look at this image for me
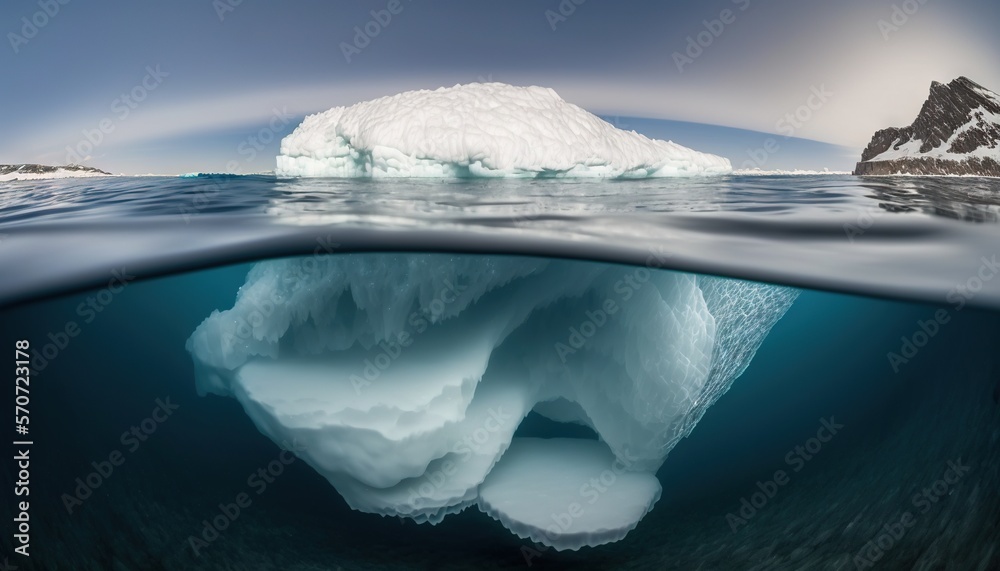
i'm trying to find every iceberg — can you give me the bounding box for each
[478,438,662,551]
[186,254,796,550]
[275,83,732,178]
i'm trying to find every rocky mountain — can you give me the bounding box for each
[0,163,112,181]
[854,77,1000,176]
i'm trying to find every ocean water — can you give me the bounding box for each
[1,174,999,570]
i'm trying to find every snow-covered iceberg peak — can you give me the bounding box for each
[186,254,796,551]
[276,83,732,178]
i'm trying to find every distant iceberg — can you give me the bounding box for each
[186,254,796,550]
[275,83,732,178]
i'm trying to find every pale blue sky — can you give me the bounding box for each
[2,0,997,173]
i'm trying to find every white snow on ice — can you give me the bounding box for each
[276,83,732,178]
[186,254,796,550]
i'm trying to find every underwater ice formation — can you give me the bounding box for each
[275,83,732,178]
[186,254,796,550]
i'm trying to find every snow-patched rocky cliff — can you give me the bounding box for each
[854,77,1000,176]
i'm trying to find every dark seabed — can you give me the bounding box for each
[1,174,998,570]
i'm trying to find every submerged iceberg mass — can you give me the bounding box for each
[275,83,732,178]
[186,254,796,550]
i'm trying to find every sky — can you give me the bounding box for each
[2,0,998,174]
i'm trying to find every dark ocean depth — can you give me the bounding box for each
[1,258,997,570]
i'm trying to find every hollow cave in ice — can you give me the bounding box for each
[186,254,797,550]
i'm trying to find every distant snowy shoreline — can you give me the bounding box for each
[0,171,117,182]
[732,168,852,176]
[0,164,116,182]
